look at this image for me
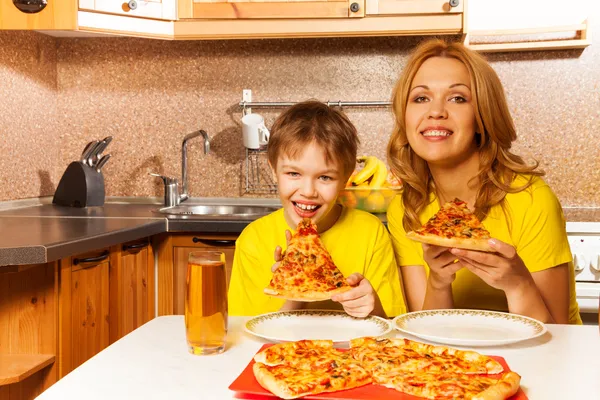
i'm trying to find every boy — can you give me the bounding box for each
[228,101,406,318]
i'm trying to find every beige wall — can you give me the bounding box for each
[0,28,599,205]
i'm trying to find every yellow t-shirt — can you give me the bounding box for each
[387,175,581,324]
[228,207,407,317]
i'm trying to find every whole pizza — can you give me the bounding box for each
[251,338,521,400]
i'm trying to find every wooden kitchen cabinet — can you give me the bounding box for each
[0,263,57,400]
[79,0,177,21]
[58,249,111,377]
[179,0,365,20]
[108,239,155,343]
[366,0,463,15]
[154,234,237,316]
[0,0,77,30]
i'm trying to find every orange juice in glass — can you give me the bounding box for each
[185,251,228,355]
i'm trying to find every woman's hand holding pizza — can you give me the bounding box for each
[331,273,379,318]
[422,243,464,289]
[450,238,534,294]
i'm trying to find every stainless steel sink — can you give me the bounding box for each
[155,204,280,219]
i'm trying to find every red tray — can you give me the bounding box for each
[229,344,527,400]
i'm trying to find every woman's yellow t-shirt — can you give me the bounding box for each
[228,207,407,317]
[386,175,581,324]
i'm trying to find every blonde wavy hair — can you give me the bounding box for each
[387,39,544,233]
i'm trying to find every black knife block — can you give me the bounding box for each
[52,162,105,207]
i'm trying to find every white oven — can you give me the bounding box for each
[567,222,600,322]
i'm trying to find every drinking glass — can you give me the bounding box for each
[185,251,228,355]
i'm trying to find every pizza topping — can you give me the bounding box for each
[406,198,495,252]
[265,218,351,300]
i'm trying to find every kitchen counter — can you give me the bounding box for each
[36,315,600,400]
[0,197,282,266]
[0,197,598,267]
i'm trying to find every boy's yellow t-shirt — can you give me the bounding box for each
[386,175,582,325]
[228,207,407,318]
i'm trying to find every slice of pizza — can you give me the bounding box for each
[406,198,494,252]
[350,337,503,377]
[264,218,352,301]
[253,340,372,399]
[253,360,372,399]
[379,370,521,400]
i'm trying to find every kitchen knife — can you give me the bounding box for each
[88,136,113,167]
[96,154,111,173]
[81,140,99,166]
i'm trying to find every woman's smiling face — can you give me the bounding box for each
[405,56,478,167]
[274,141,346,229]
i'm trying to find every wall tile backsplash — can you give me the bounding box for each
[0,26,598,205]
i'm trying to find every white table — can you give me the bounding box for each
[37,316,600,400]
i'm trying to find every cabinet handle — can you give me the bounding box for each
[73,250,110,266]
[192,238,236,247]
[122,242,148,251]
[449,0,460,7]
[127,0,138,10]
[350,2,360,12]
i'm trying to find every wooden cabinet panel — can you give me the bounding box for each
[184,0,364,19]
[59,249,111,377]
[0,0,77,29]
[79,0,177,20]
[366,0,463,15]
[154,234,237,316]
[0,263,57,398]
[70,260,110,370]
[109,240,155,343]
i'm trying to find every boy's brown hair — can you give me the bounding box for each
[267,100,359,178]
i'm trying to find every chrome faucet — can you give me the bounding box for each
[150,130,210,207]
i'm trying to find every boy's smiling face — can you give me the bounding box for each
[274,141,347,230]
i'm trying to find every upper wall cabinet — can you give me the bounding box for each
[464,0,591,52]
[79,0,177,21]
[174,0,464,39]
[178,0,365,20]
[0,0,77,29]
[1,0,465,39]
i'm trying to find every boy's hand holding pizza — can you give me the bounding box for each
[331,273,381,318]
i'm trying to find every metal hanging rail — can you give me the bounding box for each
[239,89,392,115]
[239,100,392,109]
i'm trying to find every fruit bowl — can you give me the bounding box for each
[337,186,401,214]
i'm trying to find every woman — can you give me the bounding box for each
[386,39,581,324]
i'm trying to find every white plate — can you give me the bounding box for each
[244,310,392,345]
[393,309,547,347]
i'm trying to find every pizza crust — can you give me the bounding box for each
[253,363,298,399]
[472,371,521,400]
[264,285,352,302]
[406,231,495,252]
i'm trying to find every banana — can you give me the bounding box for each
[351,156,379,185]
[369,159,388,188]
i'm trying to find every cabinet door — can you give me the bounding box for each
[109,240,155,343]
[79,0,177,20]
[366,0,462,15]
[172,236,236,315]
[0,0,77,29]
[69,253,110,371]
[184,0,365,19]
